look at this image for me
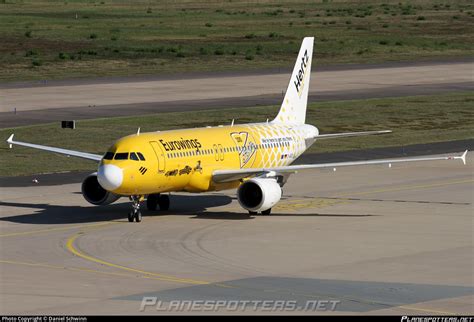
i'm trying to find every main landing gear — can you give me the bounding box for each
[248,208,272,216]
[146,193,170,211]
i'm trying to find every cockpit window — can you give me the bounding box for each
[130,152,139,161]
[137,152,145,161]
[114,153,129,160]
[103,152,114,160]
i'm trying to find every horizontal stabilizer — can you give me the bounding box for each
[316,130,392,139]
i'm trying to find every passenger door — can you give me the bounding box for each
[149,141,166,173]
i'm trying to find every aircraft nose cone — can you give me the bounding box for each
[97,164,123,191]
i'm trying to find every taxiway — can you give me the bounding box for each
[0,154,472,314]
[1,59,472,128]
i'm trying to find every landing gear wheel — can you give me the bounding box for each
[129,195,143,223]
[158,194,170,211]
[134,210,142,222]
[248,211,257,215]
[146,194,159,211]
[261,208,272,215]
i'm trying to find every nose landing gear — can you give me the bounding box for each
[128,195,143,222]
[128,194,171,222]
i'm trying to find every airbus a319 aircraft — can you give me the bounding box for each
[7,37,467,222]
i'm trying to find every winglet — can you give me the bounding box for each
[459,150,468,165]
[452,150,468,165]
[6,134,14,148]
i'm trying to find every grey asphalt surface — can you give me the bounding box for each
[1,82,472,129]
[2,57,473,89]
[0,153,472,314]
[1,59,472,128]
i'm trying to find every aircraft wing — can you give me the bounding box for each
[315,130,392,139]
[6,134,102,162]
[212,150,467,183]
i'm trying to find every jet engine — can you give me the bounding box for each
[237,178,282,212]
[81,173,120,205]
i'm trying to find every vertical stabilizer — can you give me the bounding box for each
[273,37,314,124]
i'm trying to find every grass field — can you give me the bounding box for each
[1,92,473,177]
[0,0,473,82]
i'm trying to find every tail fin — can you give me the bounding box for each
[273,37,314,125]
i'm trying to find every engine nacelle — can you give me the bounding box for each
[81,173,121,205]
[237,178,282,212]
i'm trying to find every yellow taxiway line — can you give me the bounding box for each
[66,233,210,286]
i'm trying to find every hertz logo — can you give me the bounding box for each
[293,49,309,95]
[139,167,147,175]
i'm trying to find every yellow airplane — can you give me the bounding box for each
[6,37,467,222]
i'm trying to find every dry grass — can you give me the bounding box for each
[0,0,472,82]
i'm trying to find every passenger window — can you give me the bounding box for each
[137,152,145,161]
[103,152,114,160]
[114,153,128,160]
[130,152,139,161]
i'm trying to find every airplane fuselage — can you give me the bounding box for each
[99,123,318,195]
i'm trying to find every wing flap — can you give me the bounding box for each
[6,134,102,162]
